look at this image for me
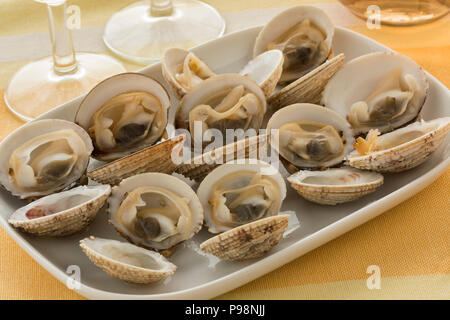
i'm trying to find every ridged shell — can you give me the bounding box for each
[0,119,93,199]
[346,117,450,173]
[322,52,429,134]
[239,50,284,98]
[268,53,344,110]
[108,172,203,250]
[200,214,290,261]
[80,236,176,284]
[8,185,110,236]
[88,134,185,185]
[175,134,269,182]
[287,168,383,205]
[75,73,170,161]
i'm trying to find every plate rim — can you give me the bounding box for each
[0,25,449,300]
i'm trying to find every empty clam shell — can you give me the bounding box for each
[288,167,383,205]
[0,119,93,199]
[322,52,429,135]
[75,73,170,161]
[88,134,185,185]
[162,48,216,99]
[200,214,290,261]
[80,236,176,284]
[347,117,450,172]
[239,49,284,98]
[8,185,110,236]
[197,160,286,234]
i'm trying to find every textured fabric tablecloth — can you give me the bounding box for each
[0,0,449,300]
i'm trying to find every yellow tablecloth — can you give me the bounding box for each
[0,0,449,300]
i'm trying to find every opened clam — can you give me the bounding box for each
[80,236,176,284]
[0,119,93,199]
[162,48,216,99]
[267,103,354,169]
[347,117,450,172]
[288,168,383,205]
[197,160,286,234]
[108,172,203,250]
[176,74,266,147]
[75,73,170,161]
[322,52,428,135]
[254,5,334,84]
[8,185,110,236]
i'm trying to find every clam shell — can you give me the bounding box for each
[322,52,429,134]
[75,73,170,161]
[162,48,215,99]
[200,214,290,261]
[346,117,450,173]
[80,236,176,284]
[88,134,185,185]
[266,103,354,168]
[8,185,110,236]
[175,73,266,129]
[267,53,345,110]
[108,172,203,250]
[254,5,334,83]
[175,134,269,182]
[197,160,287,233]
[288,168,383,205]
[239,50,284,98]
[0,119,93,199]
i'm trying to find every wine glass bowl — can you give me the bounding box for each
[103,0,226,64]
[5,0,126,121]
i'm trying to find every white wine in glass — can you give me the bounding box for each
[5,0,126,121]
[103,0,226,64]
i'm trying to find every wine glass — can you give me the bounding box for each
[103,0,226,64]
[5,0,126,121]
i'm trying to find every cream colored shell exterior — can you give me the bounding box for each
[88,135,185,185]
[346,117,450,173]
[268,53,344,110]
[8,185,110,236]
[200,214,290,261]
[80,237,176,284]
[288,168,383,205]
[175,134,268,182]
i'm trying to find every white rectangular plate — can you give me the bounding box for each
[0,26,449,300]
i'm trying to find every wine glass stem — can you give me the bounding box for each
[150,0,174,17]
[46,1,78,75]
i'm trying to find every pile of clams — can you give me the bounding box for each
[1,5,449,284]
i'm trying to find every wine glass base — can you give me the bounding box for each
[5,53,126,121]
[103,0,226,64]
